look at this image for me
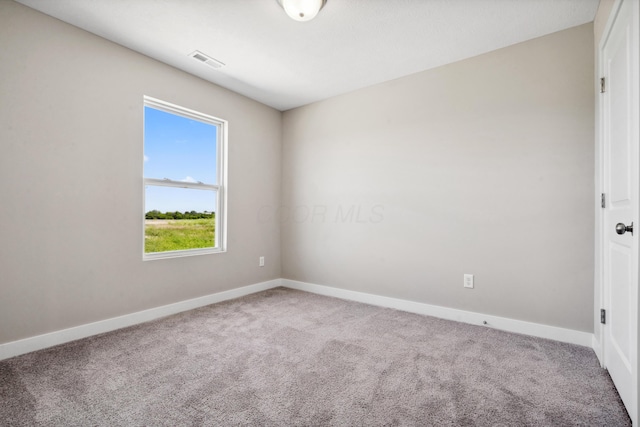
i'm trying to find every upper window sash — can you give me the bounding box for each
[143,95,226,187]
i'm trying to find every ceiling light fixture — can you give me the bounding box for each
[276,0,327,22]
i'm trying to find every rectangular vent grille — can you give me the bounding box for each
[189,51,225,69]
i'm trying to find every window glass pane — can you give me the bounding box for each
[144,186,217,253]
[144,106,217,184]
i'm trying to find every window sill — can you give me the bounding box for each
[143,247,226,261]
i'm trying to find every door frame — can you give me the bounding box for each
[595,0,640,424]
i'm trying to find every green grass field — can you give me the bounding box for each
[145,218,215,253]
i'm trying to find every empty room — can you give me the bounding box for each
[1,0,639,425]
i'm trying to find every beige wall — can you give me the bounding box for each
[0,0,598,345]
[282,24,595,332]
[0,1,282,344]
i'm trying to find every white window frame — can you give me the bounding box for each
[143,96,227,260]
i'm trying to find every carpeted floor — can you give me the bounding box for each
[0,287,631,426]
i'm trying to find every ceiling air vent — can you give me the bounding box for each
[189,51,225,70]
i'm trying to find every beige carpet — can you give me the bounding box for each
[0,287,631,426]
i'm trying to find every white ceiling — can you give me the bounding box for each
[16,0,599,111]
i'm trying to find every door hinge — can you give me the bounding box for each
[600,77,606,93]
[600,309,606,324]
[601,193,606,208]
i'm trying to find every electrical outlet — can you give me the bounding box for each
[259,256,265,267]
[464,274,474,289]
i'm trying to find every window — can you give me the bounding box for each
[143,96,226,259]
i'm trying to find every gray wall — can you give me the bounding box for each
[0,0,597,345]
[282,24,595,332]
[0,1,282,344]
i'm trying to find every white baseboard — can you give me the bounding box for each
[592,335,604,367]
[0,279,282,361]
[282,279,594,348]
[1,277,596,361]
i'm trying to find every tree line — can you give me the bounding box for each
[145,210,214,220]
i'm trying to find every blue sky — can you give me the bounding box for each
[144,106,218,213]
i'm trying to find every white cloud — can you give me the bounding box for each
[143,155,149,162]
[181,176,198,183]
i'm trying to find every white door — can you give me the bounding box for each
[601,0,639,423]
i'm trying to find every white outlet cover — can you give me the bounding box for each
[464,274,474,289]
